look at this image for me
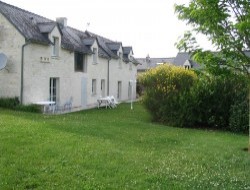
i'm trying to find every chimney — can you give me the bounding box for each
[56,17,67,28]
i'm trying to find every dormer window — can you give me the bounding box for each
[52,36,59,57]
[184,60,191,70]
[93,48,98,64]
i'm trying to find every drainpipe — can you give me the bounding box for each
[107,58,110,96]
[20,40,30,105]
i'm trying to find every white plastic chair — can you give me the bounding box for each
[64,96,73,112]
[109,96,118,108]
[54,101,63,113]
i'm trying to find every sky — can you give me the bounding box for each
[2,0,212,58]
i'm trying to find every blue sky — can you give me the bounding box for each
[2,0,212,58]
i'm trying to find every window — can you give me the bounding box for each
[50,78,59,102]
[93,48,98,64]
[52,37,59,57]
[117,81,122,99]
[119,52,122,68]
[101,79,105,97]
[75,52,87,72]
[92,79,97,95]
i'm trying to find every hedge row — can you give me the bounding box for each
[139,64,249,133]
[0,97,41,113]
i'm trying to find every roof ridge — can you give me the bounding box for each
[106,41,122,45]
[66,26,87,36]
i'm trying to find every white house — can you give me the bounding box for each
[0,1,139,111]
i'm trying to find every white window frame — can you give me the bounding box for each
[93,48,98,64]
[50,78,59,103]
[101,79,105,97]
[117,81,122,99]
[52,36,59,57]
[92,79,97,95]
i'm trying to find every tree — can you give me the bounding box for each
[175,0,250,151]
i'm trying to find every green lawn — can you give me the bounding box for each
[0,103,249,189]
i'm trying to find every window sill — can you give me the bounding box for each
[92,62,98,65]
[51,56,60,60]
[75,70,87,73]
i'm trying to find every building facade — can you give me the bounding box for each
[0,1,138,111]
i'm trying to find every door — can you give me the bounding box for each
[81,77,87,108]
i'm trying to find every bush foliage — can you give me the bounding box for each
[0,97,41,113]
[139,64,249,133]
[139,64,197,127]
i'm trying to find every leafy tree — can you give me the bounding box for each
[175,0,250,151]
[175,0,250,75]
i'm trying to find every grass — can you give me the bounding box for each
[0,103,249,189]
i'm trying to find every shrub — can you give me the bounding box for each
[0,97,41,113]
[0,97,19,109]
[16,104,41,113]
[192,72,249,132]
[228,74,249,133]
[229,100,249,133]
[140,65,249,133]
[139,64,197,127]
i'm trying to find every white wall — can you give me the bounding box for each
[86,40,108,107]
[109,55,137,102]
[0,13,24,98]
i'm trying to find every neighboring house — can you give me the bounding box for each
[0,1,139,111]
[137,55,175,73]
[137,52,199,73]
[172,52,200,69]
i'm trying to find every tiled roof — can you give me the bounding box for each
[106,42,122,51]
[173,52,199,68]
[86,31,119,59]
[86,32,139,64]
[0,1,137,62]
[82,37,95,46]
[129,56,140,65]
[0,1,91,54]
[137,57,175,70]
[0,1,51,44]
